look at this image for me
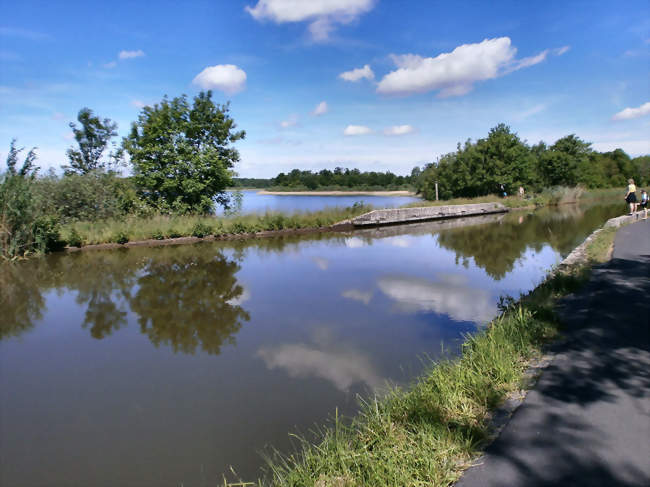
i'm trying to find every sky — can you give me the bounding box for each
[1,0,649,177]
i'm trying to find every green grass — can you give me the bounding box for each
[407,186,625,211]
[260,267,590,487]
[584,227,618,263]
[61,205,371,247]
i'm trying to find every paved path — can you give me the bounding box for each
[456,219,650,487]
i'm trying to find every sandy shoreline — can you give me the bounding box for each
[256,190,418,196]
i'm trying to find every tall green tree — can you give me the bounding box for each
[65,108,121,174]
[124,91,245,214]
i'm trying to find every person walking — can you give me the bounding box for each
[624,178,637,215]
[639,189,648,220]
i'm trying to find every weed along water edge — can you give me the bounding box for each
[0,203,625,486]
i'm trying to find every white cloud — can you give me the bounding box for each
[245,0,375,41]
[612,102,650,121]
[339,64,374,82]
[312,100,328,116]
[342,289,373,305]
[345,236,368,247]
[344,124,372,135]
[280,113,299,128]
[103,61,117,69]
[131,100,145,108]
[514,103,547,121]
[383,124,415,136]
[554,45,570,56]
[377,37,558,98]
[227,287,251,306]
[118,49,145,60]
[312,256,329,270]
[192,64,247,94]
[257,341,383,391]
[51,112,65,120]
[377,273,496,324]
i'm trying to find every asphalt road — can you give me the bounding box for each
[456,219,650,487]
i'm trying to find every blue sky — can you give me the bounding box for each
[1,0,648,177]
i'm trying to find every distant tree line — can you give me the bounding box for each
[416,124,649,200]
[268,168,416,190]
[231,177,274,188]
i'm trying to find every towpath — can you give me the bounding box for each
[456,219,650,487]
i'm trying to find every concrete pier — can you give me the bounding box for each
[349,202,509,227]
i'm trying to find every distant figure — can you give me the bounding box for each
[639,189,648,220]
[500,184,507,198]
[518,186,525,198]
[625,178,637,215]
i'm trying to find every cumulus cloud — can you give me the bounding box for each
[612,101,650,121]
[377,273,496,324]
[131,99,145,108]
[246,0,375,41]
[383,125,415,136]
[312,100,328,116]
[377,37,562,98]
[192,64,247,94]
[103,61,117,69]
[344,124,372,136]
[118,49,145,60]
[339,64,374,82]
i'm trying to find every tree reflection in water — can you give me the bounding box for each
[436,203,624,280]
[132,253,250,355]
[0,246,251,356]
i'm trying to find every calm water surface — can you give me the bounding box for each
[219,189,421,214]
[0,203,624,486]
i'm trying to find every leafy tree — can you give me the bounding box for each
[65,108,121,174]
[124,91,245,214]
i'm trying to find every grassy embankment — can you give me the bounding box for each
[62,204,371,247]
[404,186,624,210]
[250,222,620,487]
[61,186,624,249]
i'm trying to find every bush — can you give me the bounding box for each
[151,229,165,240]
[67,227,83,248]
[167,229,182,239]
[191,222,213,238]
[112,231,129,244]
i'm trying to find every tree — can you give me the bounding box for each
[65,108,121,174]
[124,91,245,214]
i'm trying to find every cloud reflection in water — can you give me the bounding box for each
[378,273,496,324]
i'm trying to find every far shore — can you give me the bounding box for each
[256,190,418,197]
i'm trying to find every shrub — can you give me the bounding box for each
[167,229,182,239]
[112,231,129,244]
[67,227,83,248]
[191,222,213,238]
[151,229,165,240]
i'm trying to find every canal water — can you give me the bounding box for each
[0,203,624,486]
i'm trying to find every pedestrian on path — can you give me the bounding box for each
[639,189,648,220]
[625,178,637,215]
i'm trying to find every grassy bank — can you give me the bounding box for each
[405,186,624,211]
[61,204,370,247]
[257,266,590,487]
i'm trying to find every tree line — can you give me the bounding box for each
[415,124,649,200]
